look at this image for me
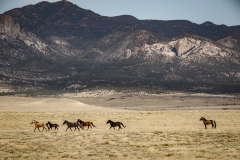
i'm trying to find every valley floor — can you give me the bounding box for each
[0,91,240,159]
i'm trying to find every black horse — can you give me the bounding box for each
[106,120,126,130]
[46,121,59,131]
[199,117,216,129]
[63,120,82,131]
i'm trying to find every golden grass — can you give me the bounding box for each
[0,110,240,160]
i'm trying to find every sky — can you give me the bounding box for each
[0,0,240,26]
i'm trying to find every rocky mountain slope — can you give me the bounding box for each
[0,0,240,93]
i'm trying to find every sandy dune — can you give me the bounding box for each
[0,92,240,159]
[0,96,120,112]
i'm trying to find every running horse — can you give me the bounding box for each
[31,120,48,132]
[106,120,126,130]
[77,119,96,130]
[63,120,82,131]
[199,117,216,129]
[46,121,59,131]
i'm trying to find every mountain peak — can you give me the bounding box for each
[200,21,216,27]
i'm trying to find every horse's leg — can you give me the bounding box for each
[118,126,122,130]
[34,127,36,132]
[204,124,207,129]
[70,127,73,131]
[38,127,41,132]
[66,127,68,132]
[109,126,112,130]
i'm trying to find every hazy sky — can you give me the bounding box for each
[0,0,240,26]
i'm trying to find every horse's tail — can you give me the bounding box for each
[121,123,126,128]
[214,121,216,129]
[91,122,96,127]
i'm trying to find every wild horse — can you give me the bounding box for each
[31,120,48,132]
[77,119,96,130]
[46,121,59,131]
[199,117,216,129]
[106,120,126,130]
[63,120,82,131]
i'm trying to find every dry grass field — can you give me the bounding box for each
[0,91,240,160]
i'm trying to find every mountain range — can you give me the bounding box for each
[0,0,240,94]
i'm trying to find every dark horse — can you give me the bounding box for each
[46,121,59,131]
[77,119,96,130]
[63,120,82,131]
[106,120,126,130]
[199,117,216,129]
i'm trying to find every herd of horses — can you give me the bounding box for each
[31,117,216,132]
[31,119,126,132]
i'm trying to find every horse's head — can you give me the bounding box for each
[199,117,206,121]
[63,120,67,125]
[31,120,38,124]
[77,119,83,123]
[106,120,111,124]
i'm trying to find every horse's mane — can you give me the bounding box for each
[77,119,84,123]
[201,117,207,121]
[33,120,39,123]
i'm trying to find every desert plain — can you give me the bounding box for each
[0,90,240,159]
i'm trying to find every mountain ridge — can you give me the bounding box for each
[0,0,240,93]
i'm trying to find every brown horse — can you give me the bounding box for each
[199,117,216,129]
[31,120,47,132]
[106,120,126,130]
[46,121,59,131]
[77,119,96,130]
